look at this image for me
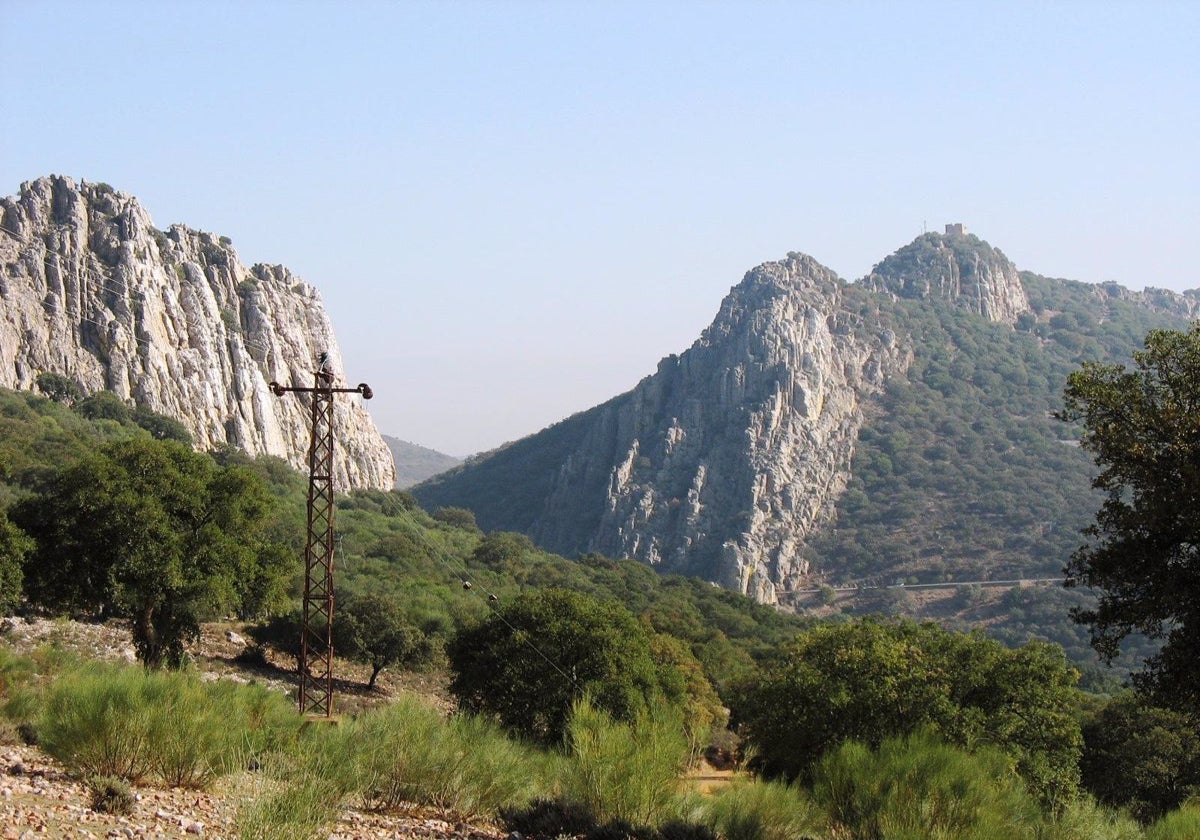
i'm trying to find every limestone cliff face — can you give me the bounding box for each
[1092,280,1200,320]
[418,253,911,602]
[0,176,395,490]
[864,232,1029,324]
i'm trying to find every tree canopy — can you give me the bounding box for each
[1080,692,1200,823]
[13,437,292,667]
[334,592,435,687]
[1060,323,1200,711]
[0,512,31,614]
[447,588,667,744]
[733,619,1082,806]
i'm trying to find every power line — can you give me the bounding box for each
[4,212,586,695]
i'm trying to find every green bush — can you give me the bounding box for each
[39,665,298,787]
[87,774,134,815]
[40,666,156,781]
[236,724,356,840]
[351,694,544,819]
[560,699,690,829]
[703,779,825,840]
[809,732,1039,840]
[236,775,343,840]
[1036,797,1143,840]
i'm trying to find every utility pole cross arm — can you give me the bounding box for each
[268,359,374,717]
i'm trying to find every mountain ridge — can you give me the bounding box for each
[416,231,1197,602]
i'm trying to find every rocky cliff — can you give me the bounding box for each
[0,176,395,490]
[414,229,1198,604]
[418,253,911,602]
[864,232,1029,324]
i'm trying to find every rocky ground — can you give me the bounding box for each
[0,617,505,840]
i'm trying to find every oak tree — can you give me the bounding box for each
[13,438,291,667]
[447,588,663,744]
[1060,324,1200,711]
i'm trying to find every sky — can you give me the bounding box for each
[2,1,1197,456]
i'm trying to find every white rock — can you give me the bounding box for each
[0,176,396,491]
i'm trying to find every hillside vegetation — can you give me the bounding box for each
[3,382,1200,837]
[812,271,1190,585]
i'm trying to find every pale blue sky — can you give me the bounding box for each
[2,1,1196,455]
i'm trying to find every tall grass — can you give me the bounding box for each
[236,725,355,840]
[0,643,80,729]
[349,693,546,819]
[703,780,826,840]
[38,664,299,787]
[1035,797,1143,840]
[1145,803,1200,840]
[560,698,691,828]
[809,731,1040,840]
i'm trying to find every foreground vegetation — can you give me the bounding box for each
[0,646,1197,840]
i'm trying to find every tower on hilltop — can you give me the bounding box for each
[944,223,967,236]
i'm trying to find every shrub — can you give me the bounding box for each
[236,775,343,840]
[703,779,825,840]
[809,732,1039,840]
[1036,797,1143,840]
[39,665,299,787]
[351,694,543,819]
[40,666,155,781]
[561,699,690,829]
[87,775,134,815]
[237,721,360,840]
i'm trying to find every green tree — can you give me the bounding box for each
[132,406,193,445]
[432,506,478,531]
[34,372,83,405]
[13,438,292,667]
[648,633,726,758]
[75,390,132,423]
[471,531,534,571]
[1080,692,1200,822]
[1059,324,1200,711]
[733,619,1082,806]
[0,512,32,613]
[447,588,664,744]
[335,593,435,688]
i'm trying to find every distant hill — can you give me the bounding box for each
[415,229,1200,604]
[384,435,462,488]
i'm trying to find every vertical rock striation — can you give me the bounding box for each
[863,231,1029,324]
[418,253,911,602]
[0,176,395,490]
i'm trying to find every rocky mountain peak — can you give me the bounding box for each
[417,250,912,603]
[863,231,1030,324]
[0,175,396,490]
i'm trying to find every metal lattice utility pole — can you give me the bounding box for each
[270,355,373,716]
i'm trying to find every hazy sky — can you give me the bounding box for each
[2,1,1196,455]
